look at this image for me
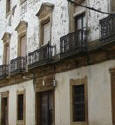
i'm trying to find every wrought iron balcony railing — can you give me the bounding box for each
[0,65,8,79]
[10,57,26,75]
[100,15,115,41]
[27,42,56,69]
[60,29,87,59]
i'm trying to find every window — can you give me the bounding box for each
[1,92,9,125]
[4,43,10,64]
[36,2,54,47]
[17,94,24,120]
[73,85,85,122]
[111,70,115,124]
[19,35,27,57]
[75,13,86,31]
[41,19,51,45]
[15,21,27,57]
[6,0,11,15]
[2,32,11,65]
[74,13,86,43]
[70,77,88,125]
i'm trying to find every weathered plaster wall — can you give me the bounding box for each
[0,0,69,62]
[0,60,114,125]
[55,60,115,125]
[0,80,35,125]
[0,0,112,63]
[87,0,110,41]
[74,0,111,41]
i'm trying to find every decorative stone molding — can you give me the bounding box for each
[36,2,54,19]
[2,32,11,42]
[15,21,28,35]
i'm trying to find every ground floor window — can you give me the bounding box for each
[111,70,115,124]
[17,90,25,125]
[73,84,85,122]
[1,91,9,125]
[70,77,88,124]
[17,94,24,120]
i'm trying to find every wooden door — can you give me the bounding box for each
[20,35,26,57]
[1,97,8,125]
[36,91,54,125]
[111,73,115,125]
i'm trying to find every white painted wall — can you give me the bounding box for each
[55,60,115,125]
[0,60,114,125]
[0,80,35,125]
[0,0,69,63]
[0,0,112,64]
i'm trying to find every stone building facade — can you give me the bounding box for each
[0,0,115,125]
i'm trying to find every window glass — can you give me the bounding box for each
[73,84,85,122]
[17,94,24,120]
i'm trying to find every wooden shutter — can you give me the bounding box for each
[20,35,26,57]
[111,72,115,124]
[43,22,50,45]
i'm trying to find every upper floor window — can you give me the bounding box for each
[75,13,86,31]
[15,21,28,57]
[6,0,11,15]
[2,32,11,65]
[41,18,51,45]
[36,2,54,47]
[19,34,26,57]
[4,43,10,65]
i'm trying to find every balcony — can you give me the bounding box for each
[100,15,115,42]
[28,42,56,69]
[0,65,8,79]
[60,29,87,59]
[10,57,26,75]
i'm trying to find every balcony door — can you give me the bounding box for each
[1,96,8,125]
[36,91,54,125]
[43,21,51,45]
[20,35,26,57]
[75,13,86,46]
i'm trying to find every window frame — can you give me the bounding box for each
[70,76,88,125]
[15,21,28,57]
[1,91,9,125]
[2,33,11,65]
[40,16,51,46]
[3,42,10,65]
[74,13,85,31]
[16,90,26,125]
[18,33,27,57]
[110,68,115,124]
